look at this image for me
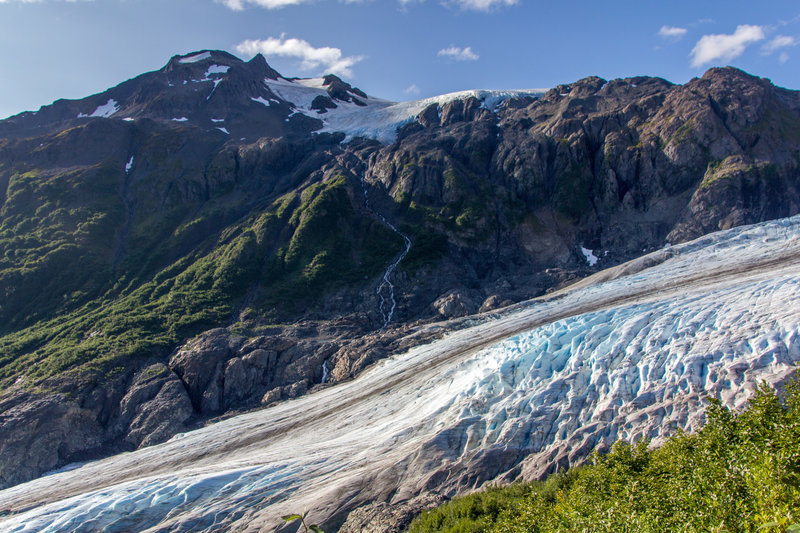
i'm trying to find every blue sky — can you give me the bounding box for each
[1,0,799,119]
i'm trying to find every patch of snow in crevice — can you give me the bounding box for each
[171,117,188,122]
[216,127,229,134]
[581,246,599,266]
[210,118,225,123]
[251,96,271,107]
[179,52,211,64]
[125,156,133,174]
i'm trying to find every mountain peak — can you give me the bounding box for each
[165,50,242,71]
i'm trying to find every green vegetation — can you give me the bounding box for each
[669,118,696,145]
[282,511,324,533]
[0,164,124,332]
[0,171,403,388]
[409,378,800,532]
[260,175,403,310]
[700,157,778,190]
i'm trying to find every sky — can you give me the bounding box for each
[1,0,799,119]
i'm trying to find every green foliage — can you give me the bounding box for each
[670,118,696,145]
[409,378,800,533]
[282,510,324,533]
[0,165,123,332]
[260,175,403,311]
[700,157,778,191]
[0,174,401,387]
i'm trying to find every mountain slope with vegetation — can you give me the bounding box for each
[0,51,799,489]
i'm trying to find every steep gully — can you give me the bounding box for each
[359,174,412,329]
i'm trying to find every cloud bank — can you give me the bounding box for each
[235,36,363,77]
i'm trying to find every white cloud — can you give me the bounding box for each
[780,52,790,63]
[438,46,479,61]
[218,0,366,9]
[445,0,518,10]
[404,84,420,95]
[218,0,310,8]
[399,0,516,10]
[0,0,94,3]
[762,35,796,54]
[690,25,766,68]
[235,36,364,77]
[658,25,687,40]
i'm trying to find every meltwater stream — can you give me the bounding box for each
[2,217,800,532]
[359,175,412,328]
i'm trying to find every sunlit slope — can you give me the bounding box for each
[1,216,799,532]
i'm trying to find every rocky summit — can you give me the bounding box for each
[0,50,799,527]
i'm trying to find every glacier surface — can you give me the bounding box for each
[1,216,799,531]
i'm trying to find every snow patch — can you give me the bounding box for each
[210,118,225,123]
[171,117,188,122]
[125,156,133,174]
[179,52,211,64]
[87,99,119,118]
[251,96,271,107]
[293,78,327,89]
[581,246,599,266]
[204,65,229,77]
[216,127,229,134]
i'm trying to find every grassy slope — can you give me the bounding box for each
[409,379,800,533]
[0,172,403,389]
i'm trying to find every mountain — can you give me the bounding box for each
[0,49,799,498]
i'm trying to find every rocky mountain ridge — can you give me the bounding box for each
[0,51,799,490]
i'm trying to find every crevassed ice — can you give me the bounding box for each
[1,216,799,532]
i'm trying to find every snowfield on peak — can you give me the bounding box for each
[265,76,545,143]
[1,216,799,532]
[179,52,212,64]
[314,89,546,143]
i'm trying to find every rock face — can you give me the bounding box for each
[0,52,799,489]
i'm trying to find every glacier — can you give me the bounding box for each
[264,75,545,143]
[1,216,799,531]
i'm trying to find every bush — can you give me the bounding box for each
[409,377,800,533]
